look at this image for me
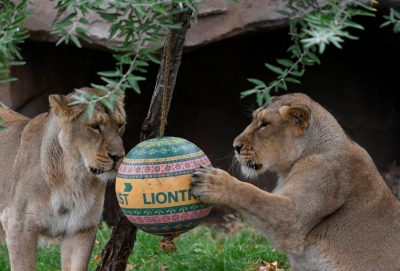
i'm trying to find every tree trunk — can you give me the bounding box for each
[96,9,192,271]
[140,10,192,140]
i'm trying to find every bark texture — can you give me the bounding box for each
[140,10,192,140]
[96,9,192,271]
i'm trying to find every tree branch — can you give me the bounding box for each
[96,8,192,271]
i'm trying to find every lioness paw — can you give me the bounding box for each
[190,166,235,204]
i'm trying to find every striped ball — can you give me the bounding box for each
[116,137,213,236]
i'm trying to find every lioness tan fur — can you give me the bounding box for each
[191,93,400,271]
[0,88,126,271]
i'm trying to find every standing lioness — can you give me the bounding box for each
[0,88,126,271]
[191,93,400,270]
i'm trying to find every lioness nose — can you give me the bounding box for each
[234,144,243,154]
[109,153,124,162]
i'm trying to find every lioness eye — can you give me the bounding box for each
[90,124,101,131]
[260,122,269,128]
[118,123,124,129]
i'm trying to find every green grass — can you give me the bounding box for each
[0,220,288,271]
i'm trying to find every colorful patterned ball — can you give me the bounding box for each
[116,136,213,236]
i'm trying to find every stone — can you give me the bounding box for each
[20,0,290,50]
[14,0,400,50]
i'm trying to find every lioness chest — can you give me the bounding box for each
[40,180,106,238]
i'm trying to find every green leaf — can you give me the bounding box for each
[346,8,375,17]
[380,21,392,28]
[97,70,122,77]
[68,100,83,106]
[135,60,149,67]
[291,69,305,77]
[76,27,92,43]
[276,82,287,90]
[108,24,121,40]
[131,76,146,81]
[329,37,343,49]
[128,75,141,94]
[343,20,364,30]
[247,78,266,87]
[86,103,95,119]
[394,23,400,33]
[318,42,326,54]
[263,91,271,105]
[53,13,76,27]
[354,1,377,12]
[285,77,301,84]
[100,77,117,85]
[11,15,30,26]
[100,98,114,111]
[55,36,68,46]
[70,35,82,48]
[50,29,67,35]
[5,61,25,66]
[0,126,7,131]
[306,52,320,64]
[256,92,264,106]
[78,18,91,25]
[240,89,257,98]
[53,20,73,28]
[145,53,161,64]
[99,12,119,22]
[265,63,284,75]
[393,8,400,19]
[0,77,18,83]
[276,10,292,17]
[90,83,109,93]
[0,67,8,73]
[277,59,294,68]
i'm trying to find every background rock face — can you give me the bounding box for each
[22,0,289,49]
[2,5,400,223]
[18,0,400,50]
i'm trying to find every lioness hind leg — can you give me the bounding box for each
[61,226,97,271]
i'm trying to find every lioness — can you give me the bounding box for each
[0,88,126,271]
[191,93,400,270]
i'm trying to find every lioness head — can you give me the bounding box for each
[49,87,126,182]
[234,93,315,177]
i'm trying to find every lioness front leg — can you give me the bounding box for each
[61,226,97,271]
[191,166,289,211]
[190,166,241,205]
[5,216,39,271]
[191,167,306,254]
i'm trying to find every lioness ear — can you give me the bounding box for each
[49,94,78,118]
[279,104,311,136]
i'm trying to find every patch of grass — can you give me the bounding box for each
[0,219,288,271]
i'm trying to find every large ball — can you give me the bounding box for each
[116,136,213,236]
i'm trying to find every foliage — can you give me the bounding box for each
[49,0,211,117]
[0,0,30,84]
[241,0,378,106]
[380,7,400,33]
[0,0,398,109]
[0,220,288,271]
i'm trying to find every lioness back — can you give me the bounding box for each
[0,105,30,210]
